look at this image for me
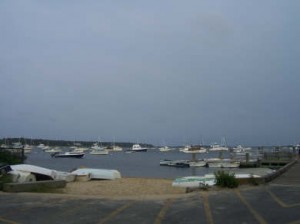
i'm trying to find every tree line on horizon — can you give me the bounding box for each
[0,138,153,148]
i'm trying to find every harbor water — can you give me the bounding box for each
[25,147,261,179]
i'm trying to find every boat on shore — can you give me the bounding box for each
[172,173,261,188]
[51,151,85,158]
[10,164,76,182]
[71,168,121,180]
[172,175,216,188]
[10,164,57,180]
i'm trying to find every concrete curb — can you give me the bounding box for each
[262,159,298,183]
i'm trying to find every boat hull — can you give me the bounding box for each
[52,152,84,158]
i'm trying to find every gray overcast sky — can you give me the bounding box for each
[0,1,299,146]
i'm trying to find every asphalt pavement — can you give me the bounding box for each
[0,161,299,224]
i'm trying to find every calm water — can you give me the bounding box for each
[25,147,252,179]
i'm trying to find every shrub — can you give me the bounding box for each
[214,170,239,188]
[0,150,25,164]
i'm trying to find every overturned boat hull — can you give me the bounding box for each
[71,168,121,180]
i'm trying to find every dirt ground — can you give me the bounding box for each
[60,177,186,199]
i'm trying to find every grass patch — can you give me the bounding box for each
[214,171,239,188]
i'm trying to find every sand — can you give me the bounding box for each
[60,178,186,199]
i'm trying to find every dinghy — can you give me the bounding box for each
[172,175,216,188]
[71,168,121,180]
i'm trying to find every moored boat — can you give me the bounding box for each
[51,151,85,158]
[131,144,148,152]
[207,161,240,168]
[159,159,190,168]
[180,145,207,154]
[159,146,172,152]
[189,160,207,167]
[90,149,109,155]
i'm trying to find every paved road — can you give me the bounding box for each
[0,161,299,224]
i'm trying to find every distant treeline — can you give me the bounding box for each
[0,138,153,148]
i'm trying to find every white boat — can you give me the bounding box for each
[172,175,216,188]
[0,143,9,149]
[232,145,251,152]
[45,147,62,153]
[159,159,190,167]
[180,145,207,153]
[73,147,90,152]
[12,142,23,149]
[0,138,9,149]
[179,145,191,152]
[23,144,33,150]
[106,145,123,152]
[71,168,121,180]
[37,144,51,150]
[90,142,105,150]
[159,159,173,166]
[11,164,57,180]
[207,161,240,168]
[131,144,147,152]
[8,170,36,183]
[55,171,76,182]
[51,151,85,158]
[172,173,261,188]
[189,160,207,167]
[209,143,229,151]
[90,149,109,155]
[159,146,172,152]
[209,138,229,151]
[11,164,76,182]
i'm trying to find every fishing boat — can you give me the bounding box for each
[51,151,85,158]
[131,144,148,152]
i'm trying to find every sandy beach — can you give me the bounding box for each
[60,178,186,199]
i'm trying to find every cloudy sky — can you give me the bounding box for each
[1,1,299,146]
